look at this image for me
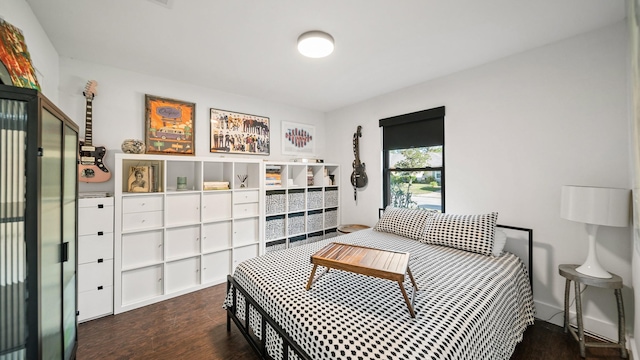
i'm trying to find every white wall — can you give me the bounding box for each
[326,21,632,340]
[55,58,326,193]
[0,0,59,101]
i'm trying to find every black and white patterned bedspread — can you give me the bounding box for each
[226,229,535,360]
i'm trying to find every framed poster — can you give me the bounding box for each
[282,121,315,156]
[145,95,195,155]
[210,108,270,155]
[0,19,40,89]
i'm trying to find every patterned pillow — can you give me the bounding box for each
[492,228,507,257]
[422,212,498,256]
[373,206,437,240]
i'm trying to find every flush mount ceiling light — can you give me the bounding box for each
[297,31,334,58]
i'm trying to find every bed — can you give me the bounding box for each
[224,210,535,360]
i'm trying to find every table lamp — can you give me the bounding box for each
[560,185,630,278]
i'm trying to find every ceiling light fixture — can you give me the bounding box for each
[297,31,334,58]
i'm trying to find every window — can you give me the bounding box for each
[380,107,445,211]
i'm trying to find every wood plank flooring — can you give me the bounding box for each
[77,283,625,360]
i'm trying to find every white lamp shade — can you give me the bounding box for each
[560,185,630,227]
[297,31,334,58]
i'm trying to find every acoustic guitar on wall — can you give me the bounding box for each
[78,80,111,182]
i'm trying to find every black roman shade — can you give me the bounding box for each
[379,106,445,150]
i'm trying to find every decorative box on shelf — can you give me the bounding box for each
[266,190,286,214]
[288,190,305,212]
[203,181,229,190]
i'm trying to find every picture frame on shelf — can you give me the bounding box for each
[210,108,270,155]
[282,121,315,156]
[127,166,151,193]
[145,94,195,155]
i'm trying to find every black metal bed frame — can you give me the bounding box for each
[226,224,533,360]
[226,275,313,360]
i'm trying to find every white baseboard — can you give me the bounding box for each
[630,336,637,360]
[534,299,624,343]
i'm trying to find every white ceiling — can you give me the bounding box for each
[25,0,626,112]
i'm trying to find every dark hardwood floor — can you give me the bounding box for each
[77,284,625,360]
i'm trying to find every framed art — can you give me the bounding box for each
[282,121,315,156]
[210,108,270,155]
[0,19,40,89]
[127,165,151,193]
[145,95,195,155]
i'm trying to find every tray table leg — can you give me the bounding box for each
[306,265,318,290]
[407,267,419,291]
[398,281,416,318]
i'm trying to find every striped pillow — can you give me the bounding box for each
[422,212,498,256]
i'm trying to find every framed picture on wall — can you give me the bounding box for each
[282,121,315,156]
[145,94,195,155]
[210,108,270,155]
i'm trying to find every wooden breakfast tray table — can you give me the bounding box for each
[306,242,419,317]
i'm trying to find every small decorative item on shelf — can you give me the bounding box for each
[203,181,229,190]
[237,174,248,188]
[121,139,145,154]
[177,176,187,190]
[307,168,314,186]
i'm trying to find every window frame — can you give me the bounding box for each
[380,107,445,211]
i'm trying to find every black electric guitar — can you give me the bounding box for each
[350,125,368,200]
[78,80,111,182]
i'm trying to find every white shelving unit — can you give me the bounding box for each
[77,196,114,322]
[114,154,263,314]
[264,162,340,253]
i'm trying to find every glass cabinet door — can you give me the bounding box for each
[40,108,63,358]
[0,98,28,358]
[62,124,78,359]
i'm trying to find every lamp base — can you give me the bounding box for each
[575,263,612,279]
[575,223,612,279]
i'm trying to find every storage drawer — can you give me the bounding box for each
[166,225,200,261]
[79,197,114,209]
[166,193,200,226]
[78,199,114,236]
[233,217,258,247]
[78,285,113,322]
[233,203,259,217]
[78,233,114,264]
[78,260,114,293]
[234,190,259,204]
[122,230,164,269]
[122,265,163,306]
[122,210,163,231]
[123,195,163,214]
[202,192,232,222]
